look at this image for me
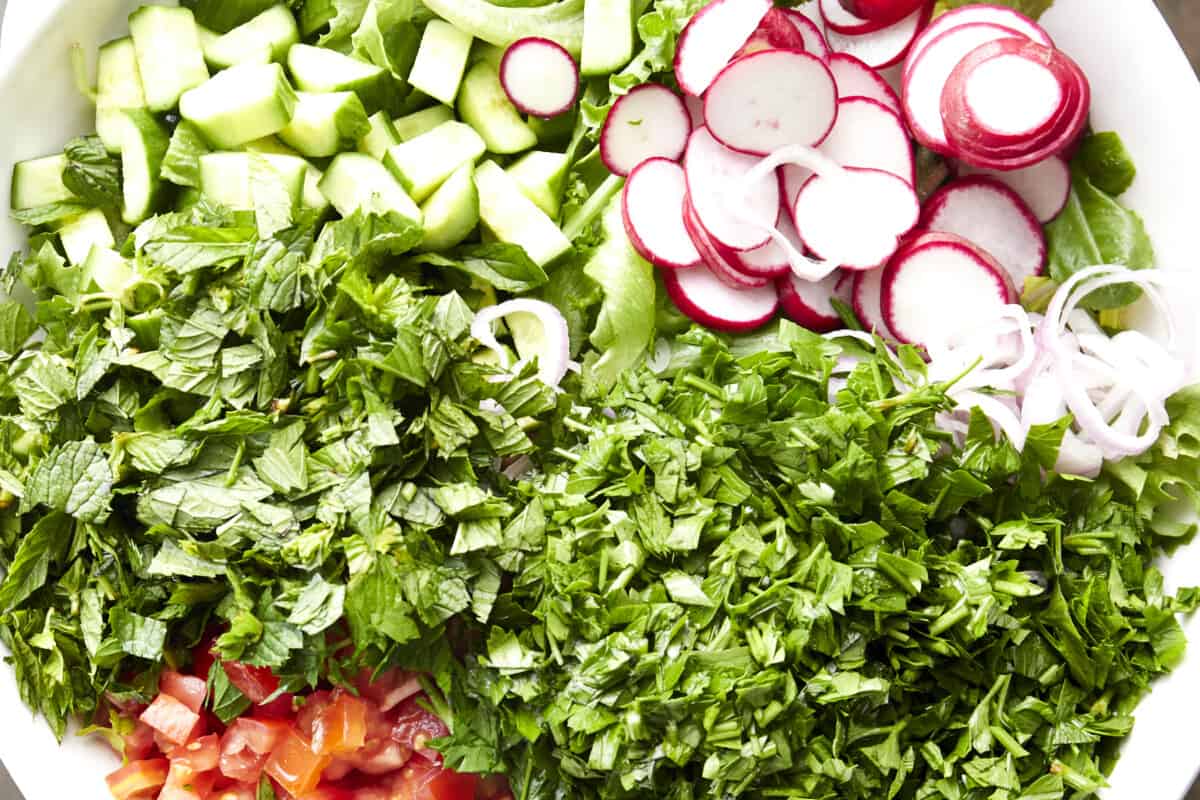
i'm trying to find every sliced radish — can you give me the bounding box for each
[684,94,705,129]
[674,0,773,96]
[901,22,1025,154]
[684,127,781,251]
[778,269,851,332]
[820,0,889,35]
[622,158,701,270]
[783,8,831,61]
[882,235,1013,347]
[958,155,1070,223]
[824,2,931,70]
[852,268,895,337]
[704,49,838,156]
[904,3,1053,81]
[828,53,902,115]
[794,167,919,270]
[500,38,580,118]
[942,42,1065,144]
[682,196,772,288]
[663,261,779,332]
[820,97,914,185]
[921,176,1045,290]
[728,212,799,278]
[600,84,692,177]
[735,7,810,57]
[839,0,926,25]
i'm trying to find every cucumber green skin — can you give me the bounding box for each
[457,62,537,155]
[182,0,278,34]
[57,209,116,266]
[528,109,577,147]
[298,0,336,37]
[359,112,402,160]
[128,6,211,112]
[419,164,479,252]
[279,92,372,158]
[383,121,486,203]
[121,110,172,224]
[408,20,474,107]
[204,4,300,68]
[287,44,396,116]
[319,153,423,224]
[474,160,571,267]
[180,63,298,150]
[10,155,77,210]
[97,38,147,153]
[507,151,569,219]
[393,106,456,143]
[581,0,634,76]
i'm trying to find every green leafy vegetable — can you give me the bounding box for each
[62,135,123,209]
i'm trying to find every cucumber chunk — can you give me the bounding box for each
[474,160,571,266]
[180,62,298,149]
[302,165,331,216]
[182,0,278,34]
[96,38,147,153]
[408,20,473,106]
[10,155,77,210]
[204,4,299,68]
[457,62,537,155]
[507,150,569,219]
[393,105,456,142]
[128,5,210,112]
[199,151,307,212]
[57,209,116,265]
[320,153,422,224]
[121,110,172,224]
[287,44,391,114]
[581,0,633,76]
[279,92,371,158]
[359,112,402,160]
[383,121,486,202]
[419,164,478,251]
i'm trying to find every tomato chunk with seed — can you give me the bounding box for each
[141,693,203,746]
[213,786,256,800]
[158,761,216,800]
[223,662,281,705]
[106,758,170,799]
[355,667,423,712]
[219,718,289,783]
[392,696,450,763]
[391,761,481,800]
[265,728,332,797]
[312,690,368,755]
[161,670,208,714]
[170,733,221,772]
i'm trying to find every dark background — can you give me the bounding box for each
[0,0,1196,799]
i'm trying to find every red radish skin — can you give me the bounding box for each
[674,0,773,96]
[782,8,832,61]
[600,84,692,177]
[824,2,932,70]
[684,126,781,252]
[777,269,851,331]
[704,49,838,156]
[827,53,902,115]
[839,0,926,25]
[820,97,915,185]
[500,38,580,118]
[664,261,780,332]
[622,158,702,270]
[921,176,1046,289]
[957,155,1070,222]
[726,212,802,277]
[882,236,1014,348]
[904,3,1053,81]
[942,42,1066,144]
[820,0,890,35]
[851,268,895,337]
[682,196,773,288]
[793,167,920,270]
[734,8,810,57]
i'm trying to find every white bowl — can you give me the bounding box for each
[2,1,1200,798]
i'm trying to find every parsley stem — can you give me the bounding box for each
[552,447,580,463]
[681,373,725,400]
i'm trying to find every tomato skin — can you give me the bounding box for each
[219,718,290,783]
[253,692,296,720]
[161,670,208,714]
[122,720,158,762]
[298,786,356,800]
[391,761,481,800]
[192,631,221,682]
[159,760,216,800]
[312,690,369,756]
[223,662,282,705]
[265,728,332,797]
[170,733,221,772]
[391,696,450,764]
[141,692,203,746]
[106,758,170,799]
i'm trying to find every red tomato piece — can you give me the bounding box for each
[170,733,221,772]
[159,761,217,800]
[105,758,170,800]
[350,738,412,775]
[312,691,368,756]
[391,696,450,763]
[121,720,158,762]
[212,786,256,800]
[223,662,281,705]
[161,670,208,714]
[295,691,334,740]
[265,729,332,797]
[475,775,511,800]
[298,786,356,800]
[253,692,295,720]
[355,668,423,712]
[391,761,481,800]
[192,631,221,682]
[219,718,289,784]
[141,693,203,746]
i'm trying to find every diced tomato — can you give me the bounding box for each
[322,758,354,782]
[142,693,203,746]
[106,758,170,799]
[223,662,281,705]
[355,668,423,712]
[295,691,334,740]
[475,775,510,800]
[159,760,217,800]
[219,718,290,783]
[212,786,256,800]
[192,631,221,682]
[265,729,332,797]
[122,720,158,762]
[391,761,480,800]
[253,692,295,720]
[350,738,412,775]
[298,786,356,800]
[170,733,221,772]
[312,690,368,756]
[391,696,450,764]
[161,670,209,714]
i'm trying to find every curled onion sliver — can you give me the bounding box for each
[471,299,573,388]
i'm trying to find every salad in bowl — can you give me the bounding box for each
[1,0,1200,799]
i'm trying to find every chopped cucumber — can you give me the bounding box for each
[204,4,299,69]
[96,38,147,153]
[128,5,210,112]
[419,164,478,251]
[407,20,473,106]
[581,0,633,76]
[199,151,307,211]
[383,121,486,202]
[507,150,569,219]
[359,112,402,160]
[279,92,371,158]
[457,61,537,155]
[302,165,331,216]
[175,186,205,211]
[320,153,422,224]
[83,247,135,296]
[393,105,456,142]
[470,42,506,69]
[180,62,297,149]
[182,0,278,33]
[474,160,571,266]
[287,44,391,114]
[297,0,336,37]
[57,209,116,265]
[121,110,172,224]
[528,109,577,146]
[243,137,300,156]
[10,155,77,210]
[162,121,212,188]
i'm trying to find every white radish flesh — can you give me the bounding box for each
[500,37,580,118]
[684,126,781,251]
[958,155,1069,222]
[820,0,888,35]
[794,167,919,270]
[824,3,930,70]
[682,196,773,288]
[664,261,779,332]
[828,53,902,115]
[674,0,773,96]
[704,50,838,156]
[600,84,692,177]
[852,269,894,337]
[960,53,1063,138]
[904,3,1052,80]
[778,269,850,332]
[819,97,914,185]
[921,176,1046,289]
[622,158,701,270]
[783,8,831,61]
[882,237,1013,348]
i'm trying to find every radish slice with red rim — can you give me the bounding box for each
[824,2,932,70]
[735,7,810,56]
[663,261,779,332]
[839,0,927,25]
[777,269,852,332]
[904,3,1053,80]
[729,212,800,277]
[600,84,692,177]
[851,268,895,337]
[820,97,915,185]
[794,167,919,270]
[684,127,781,252]
[682,196,773,288]
[828,53,902,115]
[782,8,831,60]
[674,0,773,96]
[500,38,580,118]
[921,176,1046,290]
[622,158,702,270]
[820,0,889,35]
[957,155,1070,222]
[704,49,838,156]
[942,42,1066,144]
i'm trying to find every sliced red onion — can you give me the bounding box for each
[502,454,535,481]
[471,299,573,388]
[647,338,673,374]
